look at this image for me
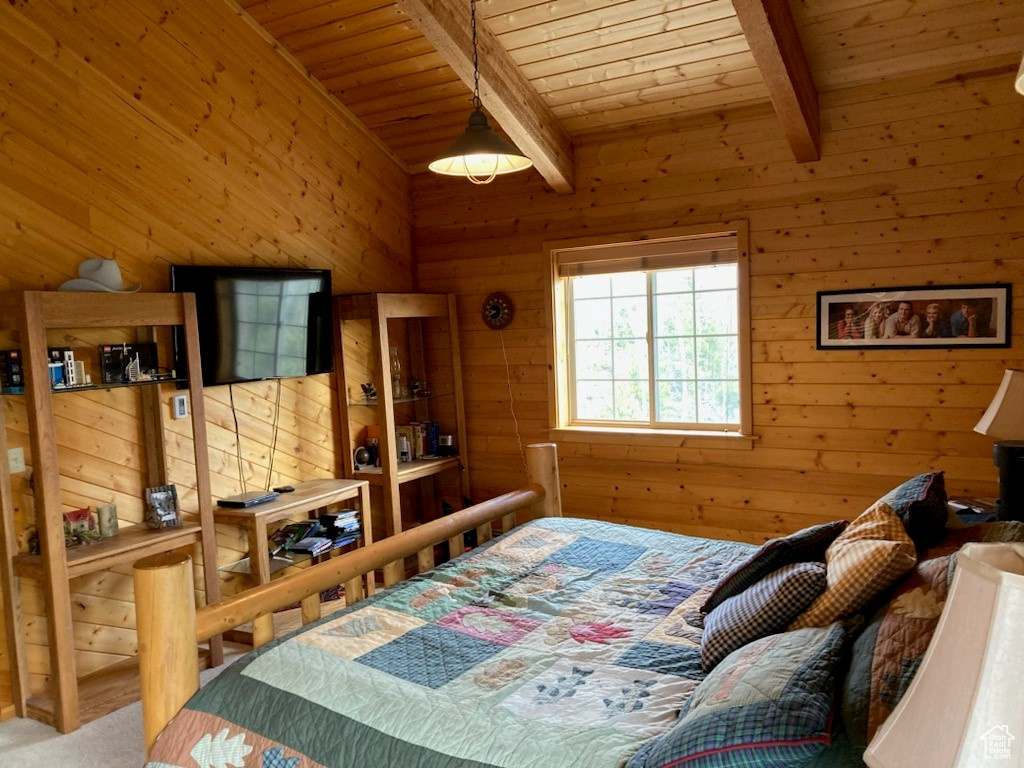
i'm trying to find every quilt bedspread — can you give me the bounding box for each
[146,518,758,768]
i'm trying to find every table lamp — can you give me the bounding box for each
[864,542,1024,768]
[973,369,1024,521]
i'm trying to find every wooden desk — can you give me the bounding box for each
[214,478,372,645]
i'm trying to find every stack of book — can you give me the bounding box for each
[269,512,362,560]
[319,509,362,548]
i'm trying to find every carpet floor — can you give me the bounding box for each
[0,645,246,767]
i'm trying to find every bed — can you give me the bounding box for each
[138,444,1023,768]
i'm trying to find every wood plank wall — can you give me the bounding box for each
[414,64,1024,542]
[0,1,411,709]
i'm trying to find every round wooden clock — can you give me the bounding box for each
[481,292,514,330]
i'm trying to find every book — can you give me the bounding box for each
[331,534,359,548]
[270,521,323,555]
[289,536,333,555]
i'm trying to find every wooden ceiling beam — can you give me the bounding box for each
[732,0,820,162]
[394,0,575,193]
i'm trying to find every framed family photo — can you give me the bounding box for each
[816,284,1011,349]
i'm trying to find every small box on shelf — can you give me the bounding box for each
[0,349,24,393]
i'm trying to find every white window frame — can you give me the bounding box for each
[546,222,753,445]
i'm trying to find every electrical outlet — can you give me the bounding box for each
[8,447,25,474]
[172,394,189,420]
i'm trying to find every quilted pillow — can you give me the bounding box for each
[878,471,948,549]
[627,624,847,768]
[701,561,827,672]
[789,501,916,630]
[701,520,849,614]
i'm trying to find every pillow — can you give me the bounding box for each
[701,520,849,614]
[789,501,916,630]
[878,471,948,549]
[701,561,827,672]
[626,624,847,768]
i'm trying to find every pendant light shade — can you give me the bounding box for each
[428,109,533,184]
[427,0,533,184]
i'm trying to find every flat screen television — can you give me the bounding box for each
[170,265,334,387]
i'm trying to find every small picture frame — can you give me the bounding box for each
[816,284,1011,349]
[144,484,181,529]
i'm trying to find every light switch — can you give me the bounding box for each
[172,394,189,420]
[8,447,25,474]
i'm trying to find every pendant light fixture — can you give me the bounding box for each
[427,0,533,184]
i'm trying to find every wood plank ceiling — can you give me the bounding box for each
[239,0,1023,192]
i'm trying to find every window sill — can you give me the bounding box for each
[550,426,758,450]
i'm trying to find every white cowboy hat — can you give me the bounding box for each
[59,258,141,292]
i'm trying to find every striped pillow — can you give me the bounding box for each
[789,501,916,630]
[701,561,827,672]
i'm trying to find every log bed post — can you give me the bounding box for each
[135,551,200,755]
[135,442,561,754]
[526,442,561,518]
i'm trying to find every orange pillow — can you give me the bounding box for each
[789,501,916,630]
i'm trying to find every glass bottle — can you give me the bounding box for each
[389,346,402,397]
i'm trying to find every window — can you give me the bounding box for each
[550,225,751,436]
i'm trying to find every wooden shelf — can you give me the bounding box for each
[0,290,223,733]
[13,522,202,580]
[353,456,460,485]
[1,377,187,396]
[212,478,372,646]
[334,293,470,561]
[24,649,212,729]
[219,537,361,576]
[348,392,452,407]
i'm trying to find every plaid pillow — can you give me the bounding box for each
[789,501,916,630]
[701,520,849,614]
[628,624,847,768]
[701,561,827,672]
[878,471,948,549]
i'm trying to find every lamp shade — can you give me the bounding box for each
[865,542,1024,768]
[427,109,533,184]
[1017,53,1024,95]
[975,369,1024,439]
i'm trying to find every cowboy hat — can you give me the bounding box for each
[59,258,141,292]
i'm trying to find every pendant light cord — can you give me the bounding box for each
[471,0,481,111]
[466,0,498,184]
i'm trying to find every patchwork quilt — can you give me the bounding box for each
[147,518,758,768]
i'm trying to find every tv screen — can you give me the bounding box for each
[170,266,334,387]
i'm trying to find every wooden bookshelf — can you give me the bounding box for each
[333,293,471,588]
[0,290,222,733]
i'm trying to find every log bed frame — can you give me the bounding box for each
[133,442,562,754]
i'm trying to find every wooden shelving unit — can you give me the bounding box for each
[0,290,222,733]
[333,293,470,584]
[213,478,372,647]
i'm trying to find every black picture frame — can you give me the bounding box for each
[816,284,1011,349]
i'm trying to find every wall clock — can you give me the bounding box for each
[482,292,514,330]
